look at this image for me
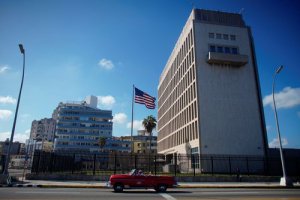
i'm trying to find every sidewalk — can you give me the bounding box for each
[6,179,300,189]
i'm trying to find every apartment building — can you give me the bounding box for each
[52,96,113,152]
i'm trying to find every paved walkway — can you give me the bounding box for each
[7,179,300,188]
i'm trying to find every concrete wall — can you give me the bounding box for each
[194,22,265,156]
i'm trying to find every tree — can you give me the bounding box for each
[99,137,106,152]
[142,115,157,154]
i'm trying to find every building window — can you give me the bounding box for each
[224,47,230,54]
[217,46,223,53]
[209,45,216,52]
[231,47,238,54]
[209,33,214,38]
[230,35,236,41]
[216,33,222,39]
[223,34,229,40]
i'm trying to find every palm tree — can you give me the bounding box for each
[99,137,106,152]
[142,115,157,154]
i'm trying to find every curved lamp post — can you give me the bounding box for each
[272,65,293,187]
[3,44,25,177]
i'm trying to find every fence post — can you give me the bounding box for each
[114,153,117,175]
[174,154,177,177]
[49,152,53,174]
[211,156,214,175]
[246,157,249,175]
[36,151,41,174]
[71,153,75,174]
[93,154,96,176]
[154,155,157,175]
[134,154,137,169]
[264,157,268,176]
[229,156,232,175]
[192,154,195,176]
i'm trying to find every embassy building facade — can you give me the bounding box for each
[157,9,267,171]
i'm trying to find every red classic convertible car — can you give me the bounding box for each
[107,169,178,192]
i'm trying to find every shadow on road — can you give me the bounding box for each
[116,190,192,194]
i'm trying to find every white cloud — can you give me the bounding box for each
[269,137,288,148]
[0,110,13,120]
[0,131,29,143]
[97,96,116,108]
[126,120,144,130]
[0,65,10,74]
[263,87,300,109]
[0,96,17,104]
[113,113,127,124]
[98,58,114,70]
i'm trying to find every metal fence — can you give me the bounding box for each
[30,151,300,177]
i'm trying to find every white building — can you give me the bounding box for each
[157,9,267,170]
[30,118,56,142]
[52,96,113,152]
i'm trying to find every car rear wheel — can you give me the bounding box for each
[155,184,167,192]
[113,183,124,192]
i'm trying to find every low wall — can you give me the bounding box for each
[26,173,282,182]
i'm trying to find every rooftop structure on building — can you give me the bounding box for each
[157,9,267,172]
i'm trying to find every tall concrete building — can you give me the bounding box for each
[52,96,113,152]
[157,9,267,163]
[30,118,56,142]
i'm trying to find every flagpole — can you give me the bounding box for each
[131,85,135,153]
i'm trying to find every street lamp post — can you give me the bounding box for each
[2,44,25,177]
[272,65,293,187]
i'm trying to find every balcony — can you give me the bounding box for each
[207,52,248,66]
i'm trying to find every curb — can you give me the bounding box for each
[1,184,299,189]
[0,184,42,188]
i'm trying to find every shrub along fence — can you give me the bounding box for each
[30,151,300,177]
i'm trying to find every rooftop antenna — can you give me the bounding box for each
[187,0,196,9]
[239,8,245,15]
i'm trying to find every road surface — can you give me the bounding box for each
[0,187,299,200]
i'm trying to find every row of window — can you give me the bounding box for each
[158,66,196,128]
[209,45,239,54]
[158,121,199,152]
[209,32,236,41]
[57,128,111,135]
[159,28,194,99]
[57,135,105,140]
[159,100,198,141]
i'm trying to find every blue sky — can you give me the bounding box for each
[0,0,299,149]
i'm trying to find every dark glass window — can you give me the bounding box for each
[224,47,230,53]
[209,45,216,52]
[216,33,222,39]
[223,34,229,40]
[230,35,236,41]
[217,46,223,53]
[209,33,214,38]
[231,47,238,54]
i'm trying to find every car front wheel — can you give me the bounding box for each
[155,184,167,192]
[113,183,124,192]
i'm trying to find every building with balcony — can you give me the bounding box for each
[157,9,267,171]
[121,130,157,154]
[52,96,113,153]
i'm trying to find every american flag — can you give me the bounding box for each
[134,87,156,109]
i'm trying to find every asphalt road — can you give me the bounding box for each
[0,188,300,200]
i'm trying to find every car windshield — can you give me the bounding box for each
[129,169,137,175]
